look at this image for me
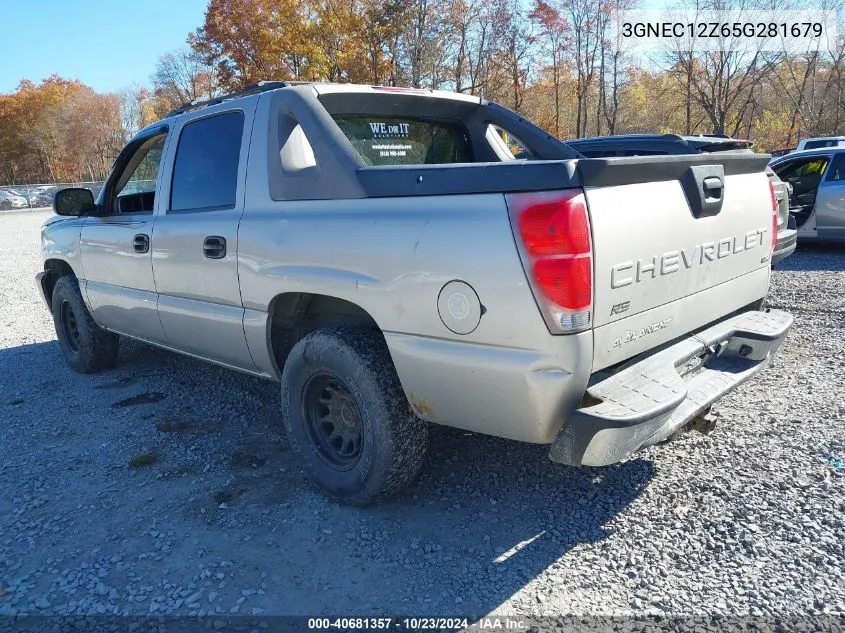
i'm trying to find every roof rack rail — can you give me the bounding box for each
[165,81,292,117]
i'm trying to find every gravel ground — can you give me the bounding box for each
[0,209,843,627]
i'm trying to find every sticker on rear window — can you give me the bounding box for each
[368,122,411,137]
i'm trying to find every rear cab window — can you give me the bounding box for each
[315,90,572,167]
[332,116,472,166]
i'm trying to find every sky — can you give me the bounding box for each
[0,0,210,94]
[0,0,668,96]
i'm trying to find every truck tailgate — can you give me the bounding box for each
[578,154,775,370]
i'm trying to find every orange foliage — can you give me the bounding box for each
[0,77,125,185]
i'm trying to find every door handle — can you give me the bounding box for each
[203,236,227,259]
[133,233,150,254]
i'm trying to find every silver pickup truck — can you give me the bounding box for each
[37,82,793,505]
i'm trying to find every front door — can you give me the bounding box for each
[151,107,257,371]
[814,152,845,241]
[81,128,169,343]
[773,153,832,237]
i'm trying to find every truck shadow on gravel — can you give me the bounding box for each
[774,244,845,271]
[1,337,654,615]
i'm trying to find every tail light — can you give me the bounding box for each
[769,181,778,251]
[506,189,593,333]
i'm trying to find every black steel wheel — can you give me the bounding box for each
[51,275,119,373]
[302,372,364,470]
[281,327,428,506]
[59,300,81,354]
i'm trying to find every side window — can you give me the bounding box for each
[775,156,830,201]
[776,157,829,181]
[489,125,535,160]
[112,134,166,214]
[170,111,244,212]
[825,154,845,182]
[804,140,835,150]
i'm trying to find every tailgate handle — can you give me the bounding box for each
[703,176,723,198]
[681,165,725,218]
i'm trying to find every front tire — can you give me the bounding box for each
[51,275,119,373]
[281,327,428,506]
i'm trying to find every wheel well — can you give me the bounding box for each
[42,259,76,304]
[268,293,381,373]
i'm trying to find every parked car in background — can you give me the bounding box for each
[796,136,845,151]
[0,189,28,210]
[564,134,797,264]
[25,185,57,208]
[564,133,753,157]
[770,147,845,243]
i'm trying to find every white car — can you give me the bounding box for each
[0,189,28,210]
[796,136,845,151]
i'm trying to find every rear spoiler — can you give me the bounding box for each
[353,153,771,198]
[576,153,772,187]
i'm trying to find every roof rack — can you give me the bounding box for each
[165,81,293,117]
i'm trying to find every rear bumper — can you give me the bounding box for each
[772,224,797,265]
[549,309,793,467]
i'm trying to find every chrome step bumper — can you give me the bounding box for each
[550,309,793,467]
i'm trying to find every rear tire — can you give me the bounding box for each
[280,327,428,506]
[51,275,119,373]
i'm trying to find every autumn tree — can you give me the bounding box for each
[153,47,222,106]
[360,0,409,85]
[0,77,125,184]
[393,0,451,88]
[530,0,569,136]
[190,0,315,88]
[58,90,124,181]
[488,0,535,112]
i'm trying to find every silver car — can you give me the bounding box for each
[770,148,845,243]
[0,189,28,210]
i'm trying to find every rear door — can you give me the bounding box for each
[151,106,258,371]
[579,155,775,370]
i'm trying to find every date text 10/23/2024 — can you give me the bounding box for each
[307,617,528,631]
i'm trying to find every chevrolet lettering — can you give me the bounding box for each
[610,228,768,289]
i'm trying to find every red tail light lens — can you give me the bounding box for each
[517,197,591,255]
[769,181,778,251]
[507,190,593,333]
[532,257,592,310]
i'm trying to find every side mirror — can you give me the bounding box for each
[54,188,96,216]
